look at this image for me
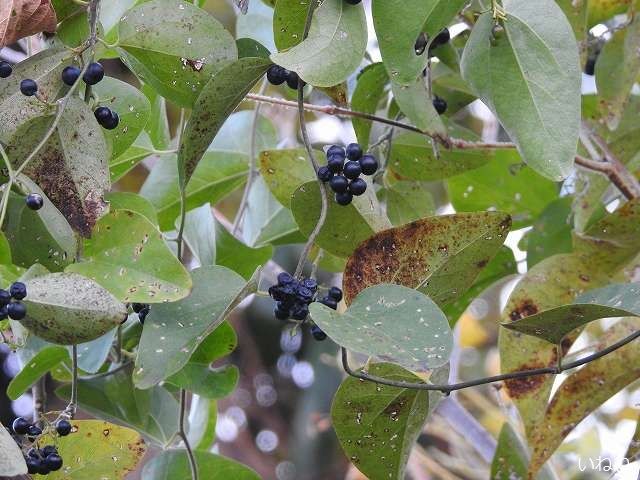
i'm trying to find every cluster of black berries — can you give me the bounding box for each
[266,65,304,90]
[415,28,451,57]
[12,418,71,475]
[317,143,378,206]
[269,272,317,321]
[0,282,28,321]
[308,287,344,341]
[132,303,150,324]
[93,105,120,130]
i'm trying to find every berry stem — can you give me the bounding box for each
[178,389,199,480]
[175,109,188,262]
[64,345,79,418]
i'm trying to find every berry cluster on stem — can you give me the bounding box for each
[0,282,28,321]
[266,65,304,90]
[11,417,72,476]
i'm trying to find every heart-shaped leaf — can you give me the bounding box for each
[0,423,27,476]
[66,209,192,303]
[343,212,512,306]
[142,450,260,480]
[311,284,452,372]
[331,363,429,480]
[461,0,581,181]
[270,0,367,87]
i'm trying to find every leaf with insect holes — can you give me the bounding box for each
[66,209,192,303]
[342,212,512,306]
[311,284,453,372]
[21,272,127,345]
[0,0,57,48]
[177,57,271,190]
[331,363,429,480]
[461,0,581,181]
[270,0,367,87]
[134,266,257,389]
[46,420,146,480]
[0,423,27,476]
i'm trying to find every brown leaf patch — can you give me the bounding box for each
[0,0,57,47]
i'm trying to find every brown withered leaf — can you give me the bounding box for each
[0,0,57,48]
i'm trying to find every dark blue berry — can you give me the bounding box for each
[41,445,57,457]
[37,462,50,475]
[327,155,344,173]
[432,28,450,48]
[414,33,428,55]
[311,325,327,341]
[278,272,294,285]
[26,193,43,211]
[335,192,353,206]
[328,287,343,302]
[585,57,596,76]
[56,419,72,436]
[345,143,363,160]
[27,448,39,458]
[7,301,26,320]
[286,71,303,90]
[0,289,11,306]
[326,145,345,159]
[302,278,318,291]
[274,304,289,320]
[61,65,81,86]
[20,79,38,96]
[12,417,30,435]
[266,65,287,85]
[101,111,119,130]
[0,306,7,320]
[27,425,42,437]
[138,306,149,323]
[10,282,27,300]
[26,458,40,474]
[132,303,146,313]
[348,178,367,196]
[296,286,314,302]
[329,175,348,194]
[0,61,12,78]
[320,297,338,310]
[343,161,362,180]
[359,154,378,176]
[433,96,447,115]
[83,62,104,85]
[44,453,63,471]
[291,305,309,320]
[94,106,112,123]
[317,166,333,182]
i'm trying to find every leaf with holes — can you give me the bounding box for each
[0,0,57,48]
[351,63,389,148]
[177,57,271,190]
[343,212,511,306]
[0,423,27,476]
[117,0,237,107]
[66,210,191,303]
[331,363,429,480]
[461,0,581,181]
[7,345,67,400]
[134,266,256,389]
[142,450,260,480]
[311,284,452,372]
[270,0,367,87]
[46,420,146,479]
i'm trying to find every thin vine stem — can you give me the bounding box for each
[175,109,188,261]
[340,328,640,393]
[179,389,199,480]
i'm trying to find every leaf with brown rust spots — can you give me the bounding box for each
[331,363,429,480]
[48,420,146,479]
[0,0,57,48]
[5,97,109,237]
[343,211,511,306]
[499,253,612,438]
[527,320,640,477]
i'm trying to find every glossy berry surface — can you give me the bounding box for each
[432,28,451,48]
[10,282,27,300]
[101,111,120,130]
[343,161,362,180]
[94,106,112,123]
[12,417,30,435]
[26,458,40,474]
[0,289,11,306]
[83,62,104,85]
[26,193,44,211]
[329,175,349,194]
[311,325,327,341]
[414,33,428,55]
[433,96,447,115]
[56,419,72,436]
[269,274,318,321]
[286,71,302,90]
[319,297,338,310]
[7,301,26,319]
[327,155,344,173]
[359,154,378,176]
[45,454,63,471]
[266,65,288,85]
[27,425,42,436]
[138,306,150,323]
[328,287,343,302]
[317,166,333,182]
[0,61,12,78]
[345,143,363,160]
[42,445,57,456]
[61,65,81,86]
[20,79,38,96]
[326,145,345,158]
[348,178,367,196]
[335,191,353,206]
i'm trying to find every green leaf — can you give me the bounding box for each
[5,97,110,237]
[237,38,271,59]
[142,85,172,150]
[56,367,179,446]
[20,272,126,345]
[167,364,239,399]
[270,0,367,87]
[7,346,68,400]
[75,329,118,374]
[290,181,379,258]
[526,196,573,268]
[391,77,445,134]
[460,0,581,181]
[109,132,155,182]
[379,181,435,227]
[236,0,275,53]
[177,57,271,190]
[105,191,159,226]
[311,284,452,371]
[491,423,529,480]
[556,0,589,57]
[117,0,237,107]
[47,420,146,480]
[209,111,278,154]
[0,231,12,265]
[502,282,640,344]
[189,397,217,451]
[214,220,273,280]
[448,151,558,228]
[331,363,428,480]
[595,6,640,129]
[140,152,249,231]
[389,132,493,181]
[182,204,216,267]
[351,63,389,149]
[0,424,27,476]
[258,148,317,205]
[343,212,512,306]
[273,0,306,51]
[91,77,151,159]
[141,450,260,480]
[134,266,255,389]
[66,210,192,303]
